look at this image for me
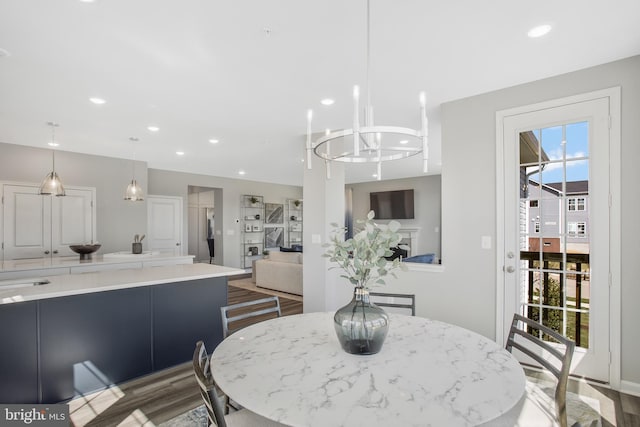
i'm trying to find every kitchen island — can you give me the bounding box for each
[0,252,195,280]
[0,263,243,404]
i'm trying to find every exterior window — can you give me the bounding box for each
[568,221,586,237]
[568,197,586,211]
[529,200,539,208]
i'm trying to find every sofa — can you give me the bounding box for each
[255,251,303,296]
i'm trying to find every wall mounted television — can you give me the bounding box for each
[369,189,414,219]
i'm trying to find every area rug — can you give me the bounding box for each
[527,377,602,427]
[158,405,208,427]
[159,382,602,427]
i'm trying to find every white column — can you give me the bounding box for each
[302,149,349,312]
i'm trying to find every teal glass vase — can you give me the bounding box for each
[333,287,389,355]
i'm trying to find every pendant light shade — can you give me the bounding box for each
[39,122,66,196]
[125,179,144,201]
[124,137,144,201]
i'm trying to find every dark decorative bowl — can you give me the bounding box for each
[69,244,102,260]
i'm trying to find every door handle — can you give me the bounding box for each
[44,250,50,255]
[176,243,181,246]
[53,250,58,254]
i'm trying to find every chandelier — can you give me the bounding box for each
[306,0,428,180]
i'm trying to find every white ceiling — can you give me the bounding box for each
[1,1,639,186]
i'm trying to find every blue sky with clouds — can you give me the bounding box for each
[531,121,589,184]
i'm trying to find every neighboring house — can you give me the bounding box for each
[526,180,589,254]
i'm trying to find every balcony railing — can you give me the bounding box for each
[519,251,589,347]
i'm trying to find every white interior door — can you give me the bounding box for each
[497,90,618,383]
[51,188,96,256]
[2,184,51,260]
[147,195,183,255]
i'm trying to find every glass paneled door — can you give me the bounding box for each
[499,94,612,382]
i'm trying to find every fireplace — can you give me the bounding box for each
[398,228,420,258]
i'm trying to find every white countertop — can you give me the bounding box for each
[0,263,244,305]
[212,312,526,427]
[0,253,195,273]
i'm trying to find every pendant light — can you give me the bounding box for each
[39,122,66,196]
[124,137,144,201]
[306,0,428,180]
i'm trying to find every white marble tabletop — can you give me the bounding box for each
[211,312,526,427]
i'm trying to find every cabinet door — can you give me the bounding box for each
[51,188,95,256]
[2,184,52,260]
[2,184,95,260]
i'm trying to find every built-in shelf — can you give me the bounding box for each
[286,199,303,247]
[241,195,265,268]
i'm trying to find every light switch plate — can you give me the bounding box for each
[311,234,321,244]
[481,235,491,249]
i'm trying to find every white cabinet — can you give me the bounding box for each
[1,183,96,260]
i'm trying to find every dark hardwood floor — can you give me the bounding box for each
[68,279,640,426]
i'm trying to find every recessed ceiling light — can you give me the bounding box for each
[372,173,378,178]
[399,140,408,144]
[238,170,246,175]
[147,126,160,132]
[209,139,219,144]
[89,97,106,105]
[79,0,95,3]
[320,98,335,106]
[528,24,552,38]
[0,48,10,58]
[176,151,184,156]
[48,142,59,147]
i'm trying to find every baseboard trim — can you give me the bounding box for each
[620,380,640,397]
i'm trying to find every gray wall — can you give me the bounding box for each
[347,175,441,260]
[378,55,639,385]
[0,142,147,255]
[148,168,302,269]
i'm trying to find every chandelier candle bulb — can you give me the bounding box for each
[326,139,331,179]
[306,109,313,169]
[420,92,429,173]
[353,85,360,156]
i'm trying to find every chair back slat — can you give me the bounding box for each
[220,296,282,338]
[506,313,575,427]
[193,341,228,427]
[369,292,416,316]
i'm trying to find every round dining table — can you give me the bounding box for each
[211,312,526,427]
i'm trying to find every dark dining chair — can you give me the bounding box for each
[220,296,281,338]
[192,340,284,426]
[369,291,416,316]
[501,313,577,427]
